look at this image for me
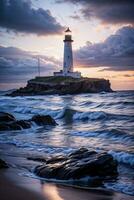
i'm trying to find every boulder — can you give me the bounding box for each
[0,112,16,122]
[0,112,57,131]
[35,148,118,181]
[0,122,24,131]
[8,122,22,130]
[31,115,57,126]
[16,120,31,129]
[0,124,10,131]
[0,159,8,169]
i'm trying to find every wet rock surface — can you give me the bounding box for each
[0,112,57,131]
[31,115,57,126]
[16,120,31,129]
[0,112,16,122]
[0,159,9,169]
[35,148,118,181]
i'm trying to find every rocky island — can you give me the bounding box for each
[9,76,112,96]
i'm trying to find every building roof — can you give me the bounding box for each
[65,27,71,32]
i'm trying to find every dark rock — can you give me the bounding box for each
[0,159,8,169]
[35,148,118,181]
[0,112,57,131]
[9,77,113,96]
[68,147,96,159]
[0,122,22,131]
[46,155,68,164]
[0,112,22,131]
[31,115,57,126]
[0,123,10,131]
[0,112,16,122]
[16,120,31,129]
[8,122,22,130]
[27,157,46,163]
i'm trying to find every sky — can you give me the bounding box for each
[0,0,134,90]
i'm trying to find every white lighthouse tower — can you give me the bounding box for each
[54,28,81,78]
[63,27,73,75]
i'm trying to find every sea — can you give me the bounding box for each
[0,90,134,196]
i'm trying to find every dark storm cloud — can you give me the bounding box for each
[74,26,134,71]
[0,46,60,86]
[0,0,64,35]
[0,46,30,57]
[57,0,134,24]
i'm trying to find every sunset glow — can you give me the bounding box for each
[0,0,134,90]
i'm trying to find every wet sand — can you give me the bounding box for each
[0,146,134,200]
[0,165,134,200]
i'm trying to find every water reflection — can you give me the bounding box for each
[43,184,63,200]
[42,183,119,200]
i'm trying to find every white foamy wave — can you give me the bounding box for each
[104,181,134,195]
[55,107,67,119]
[108,150,134,167]
[55,107,76,119]
[14,107,34,114]
[14,106,61,118]
[73,111,107,120]
[14,106,107,121]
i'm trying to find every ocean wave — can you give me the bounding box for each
[79,101,94,106]
[13,105,133,123]
[73,111,133,121]
[104,101,134,106]
[55,107,76,119]
[104,181,134,195]
[121,101,134,106]
[108,150,134,167]
[73,111,107,120]
[99,128,134,142]
[55,108,109,121]
[70,128,134,144]
[14,106,61,118]
[0,138,73,155]
[14,106,77,120]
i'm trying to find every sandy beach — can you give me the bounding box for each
[0,153,134,200]
[1,172,134,200]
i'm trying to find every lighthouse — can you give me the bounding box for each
[63,28,73,75]
[54,28,81,78]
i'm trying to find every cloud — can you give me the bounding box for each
[0,0,64,35]
[0,46,61,88]
[57,0,134,25]
[74,26,134,71]
[69,14,81,20]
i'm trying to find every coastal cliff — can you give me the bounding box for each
[9,76,112,96]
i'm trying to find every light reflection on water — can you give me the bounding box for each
[43,184,63,200]
[0,91,134,195]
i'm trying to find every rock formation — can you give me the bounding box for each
[0,159,8,169]
[9,76,112,96]
[35,147,118,182]
[0,112,57,131]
